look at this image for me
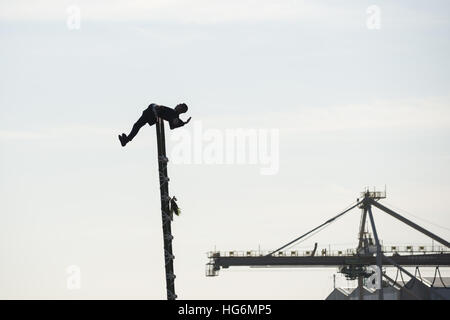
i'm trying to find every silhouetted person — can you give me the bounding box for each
[119,103,191,147]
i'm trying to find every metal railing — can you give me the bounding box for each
[207,245,449,259]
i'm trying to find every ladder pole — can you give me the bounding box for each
[155,117,176,300]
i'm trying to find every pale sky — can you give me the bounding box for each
[1,0,450,299]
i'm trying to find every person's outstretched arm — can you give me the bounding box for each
[169,117,191,130]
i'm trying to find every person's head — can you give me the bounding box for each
[175,103,188,114]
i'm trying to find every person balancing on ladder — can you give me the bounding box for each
[118,102,191,147]
[119,103,190,300]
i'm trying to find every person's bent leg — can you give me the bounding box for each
[127,115,148,142]
[119,108,156,147]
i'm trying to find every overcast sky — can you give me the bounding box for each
[1,0,450,299]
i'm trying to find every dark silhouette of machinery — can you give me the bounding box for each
[206,188,450,300]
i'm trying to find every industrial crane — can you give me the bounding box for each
[206,189,450,300]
